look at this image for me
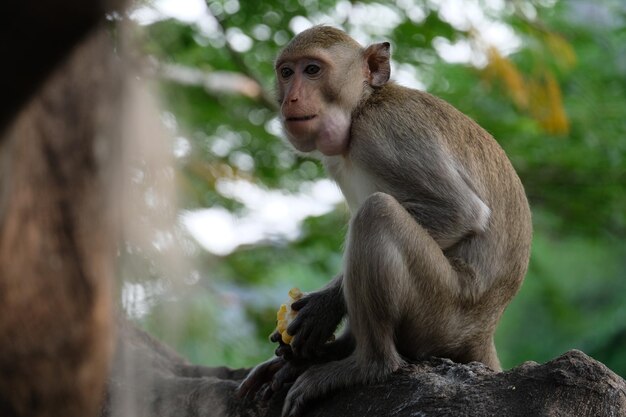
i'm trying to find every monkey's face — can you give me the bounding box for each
[275,49,362,156]
[275,27,391,157]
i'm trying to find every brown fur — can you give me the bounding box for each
[278,25,361,58]
[239,27,532,417]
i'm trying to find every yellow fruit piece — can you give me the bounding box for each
[274,288,306,345]
[277,321,286,333]
[277,304,287,321]
[288,287,303,300]
[281,331,293,344]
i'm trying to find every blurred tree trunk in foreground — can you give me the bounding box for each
[0,2,124,416]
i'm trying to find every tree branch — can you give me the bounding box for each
[102,322,626,417]
[157,63,263,99]
[209,11,278,112]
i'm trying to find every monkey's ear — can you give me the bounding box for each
[364,42,391,87]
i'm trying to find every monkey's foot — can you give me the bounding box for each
[282,356,398,417]
[282,362,344,417]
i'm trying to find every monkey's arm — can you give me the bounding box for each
[242,275,351,399]
[238,271,348,399]
[402,161,490,250]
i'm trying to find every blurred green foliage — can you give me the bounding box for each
[125,0,626,376]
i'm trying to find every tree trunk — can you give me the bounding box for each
[0,6,124,417]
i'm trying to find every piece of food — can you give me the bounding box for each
[276,287,304,344]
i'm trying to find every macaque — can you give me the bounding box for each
[238,26,532,417]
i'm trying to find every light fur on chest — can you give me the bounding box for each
[323,155,379,214]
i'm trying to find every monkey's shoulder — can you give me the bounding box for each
[353,83,497,157]
[357,83,470,126]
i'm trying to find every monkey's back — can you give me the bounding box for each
[351,83,532,311]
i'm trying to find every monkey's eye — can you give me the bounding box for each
[280,67,294,79]
[304,64,321,75]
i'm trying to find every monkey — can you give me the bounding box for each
[237,26,532,417]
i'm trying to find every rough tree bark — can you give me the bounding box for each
[102,323,626,417]
[0,2,124,416]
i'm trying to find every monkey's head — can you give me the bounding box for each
[275,26,390,156]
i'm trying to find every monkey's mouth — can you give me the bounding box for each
[286,115,317,122]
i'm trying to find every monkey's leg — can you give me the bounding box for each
[283,192,469,417]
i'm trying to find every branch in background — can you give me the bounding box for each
[156,63,278,111]
[221,41,278,111]
[158,63,257,99]
[209,10,279,112]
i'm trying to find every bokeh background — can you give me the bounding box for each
[119,0,626,377]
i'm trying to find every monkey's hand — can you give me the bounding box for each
[236,356,310,402]
[270,331,295,359]
[273,286,345,359]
